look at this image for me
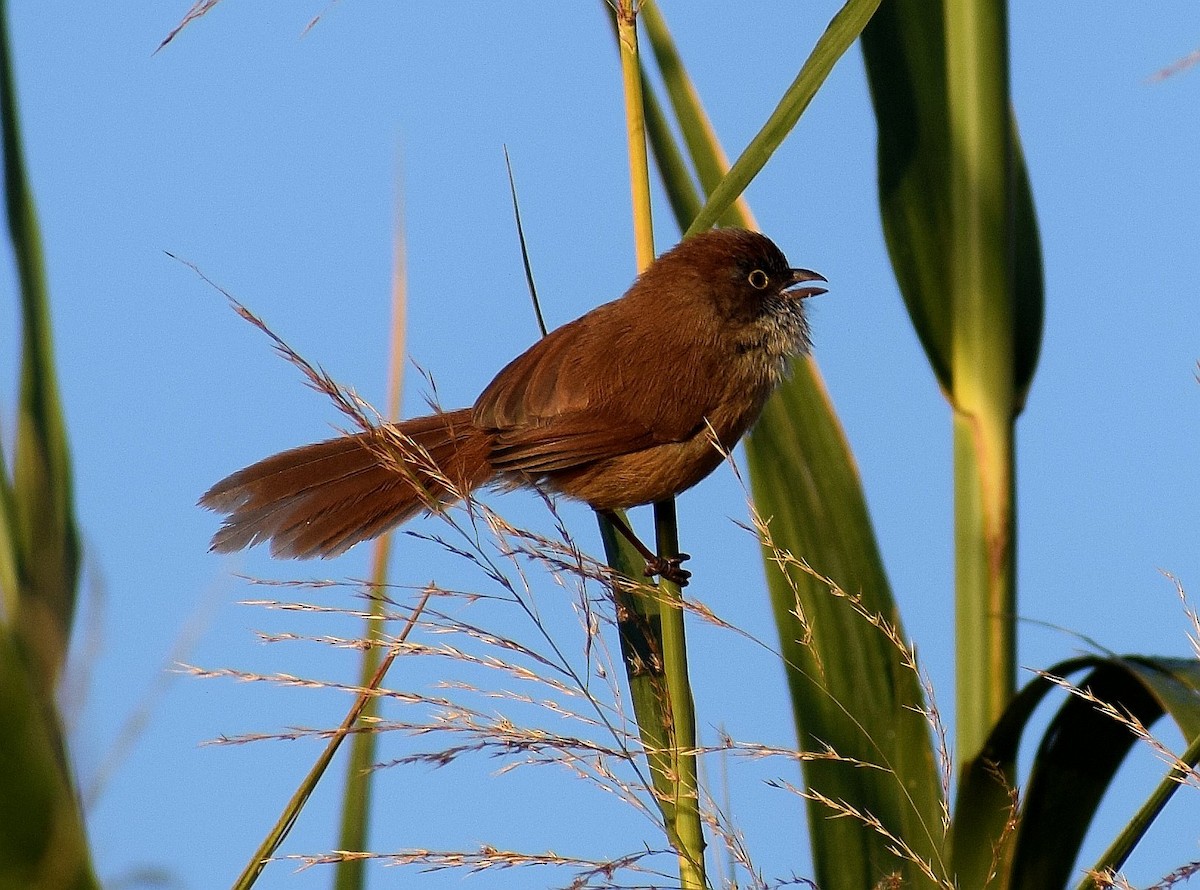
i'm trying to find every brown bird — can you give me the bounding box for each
[200,227,826,585]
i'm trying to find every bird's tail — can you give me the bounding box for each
[200,408,493,558]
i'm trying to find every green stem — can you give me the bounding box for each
[332,544,391,890]
[613,5,704,887]
[334,195,408,889]
[945,0,1017,765]
[654,498,705,889]
[616,1,654,269]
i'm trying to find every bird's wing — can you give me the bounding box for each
[473,299,712,474]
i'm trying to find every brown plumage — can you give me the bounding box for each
[200,227,825,563]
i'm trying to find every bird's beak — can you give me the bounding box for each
[784,268,828,300]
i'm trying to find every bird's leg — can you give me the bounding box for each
[599,510,691,587]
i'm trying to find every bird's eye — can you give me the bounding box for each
[747,269,770,290]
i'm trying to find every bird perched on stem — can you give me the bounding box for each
[201,227,826,585]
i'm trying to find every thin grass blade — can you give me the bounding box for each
[333,174,409,890]
[684,0,882,236]
[0,430,17,617]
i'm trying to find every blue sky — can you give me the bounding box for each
[3,2,1199,887]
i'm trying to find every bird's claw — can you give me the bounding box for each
[644,552,692,587]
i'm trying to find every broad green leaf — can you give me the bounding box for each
[950,655,1092,887]
[860,0,1043,402]
[0,4,93,886]
[1013,657,1200,889]
[748,379,945,889]
[952,656,1200,889]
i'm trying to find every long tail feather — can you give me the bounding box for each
[200,408,493,558]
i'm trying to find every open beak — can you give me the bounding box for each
[784,268,828,300]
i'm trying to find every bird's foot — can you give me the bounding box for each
[644,552,691,587]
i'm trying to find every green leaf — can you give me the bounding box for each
[951,656,1200,889]
[861,0,1045,770]
[0,5,94,886]
[748,376,946,889]
[684,0,884,237]
[860,0,1043,402]
[950,655,1088,888]
[0,0,80,693]
[639,65,703,232]
[1014,657,1200,889]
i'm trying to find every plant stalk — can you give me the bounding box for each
[613,4,704,887]
[653,497,705,887]
[334,187,408,889]
[945,0,1017,765]
[617,1,654,269]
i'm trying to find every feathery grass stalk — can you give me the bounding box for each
[611,3,704,887]
[233,591,431,890]
[944,0,1017,764]
[333,182,409,890]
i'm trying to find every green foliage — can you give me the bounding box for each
[0,1,94,886]
[954,656,1200,888]
[748,383,946,888]
[862,0,1045,762]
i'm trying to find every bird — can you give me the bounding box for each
[200,227,826,585]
